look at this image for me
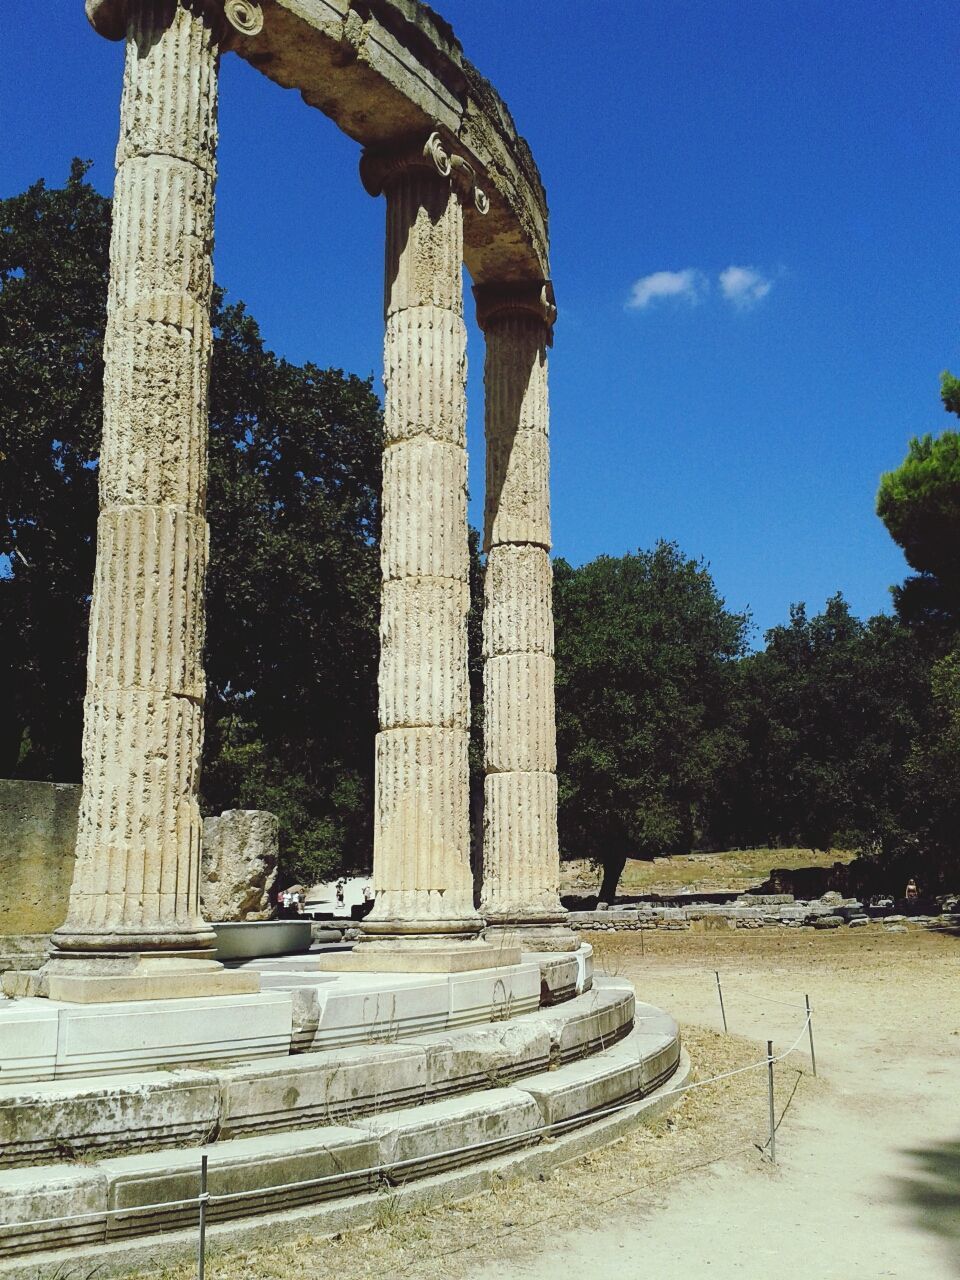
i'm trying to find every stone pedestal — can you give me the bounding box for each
[359,134,486,940]
[47,0,255,1000]
[474,285,574,949]
[314,939,522,974]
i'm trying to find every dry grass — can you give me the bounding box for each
[561,846,855,896]
[148,1023,806,1280]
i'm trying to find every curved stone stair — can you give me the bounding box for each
[0,979,684,1271]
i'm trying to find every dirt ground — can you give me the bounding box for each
[469,926,960,1280]
[175,924,960,1280]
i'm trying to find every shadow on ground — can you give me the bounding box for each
[895,1137,960,1275]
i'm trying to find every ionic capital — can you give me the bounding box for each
[86,0,263,43]
[360,130,489,215]
[473,281,557,345]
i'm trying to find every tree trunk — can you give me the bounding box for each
[599,851,627,904]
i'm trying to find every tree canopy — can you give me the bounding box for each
[720,597,929,856]
[554,543,747,900]
[877,373,960,637]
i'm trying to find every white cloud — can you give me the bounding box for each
[719,265,773,309]
[627,268,708,310]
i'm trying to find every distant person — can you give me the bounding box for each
[905,878,919,904]
[335,878,346,907]
[363,884,374,904]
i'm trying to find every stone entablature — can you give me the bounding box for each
[87,0,550,286]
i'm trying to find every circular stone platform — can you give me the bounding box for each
[0,951,684,1276]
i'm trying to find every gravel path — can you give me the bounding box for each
[468,929,960,1280]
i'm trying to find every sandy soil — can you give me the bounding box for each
[466,926,960,1280]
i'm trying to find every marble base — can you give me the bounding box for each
[45,957,259,1004]
[482,924,580,953]
[316,940,522,973]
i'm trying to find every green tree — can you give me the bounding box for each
[553,543,748,902]
[884,648,960,888]
[0,160,107,778]
[725,596,929,855]
[876,373,960,638]
[0,163,383,884]
[874,373,960,886]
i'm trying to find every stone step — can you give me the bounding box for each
[0,946,593,1083]
[0,1003,680,1262]
[0,980,634,1169]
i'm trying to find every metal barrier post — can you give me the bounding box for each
[766,1040,776,1165]
[715,970,728,1033]
[198,1152,209,1280]
[805,993,817,1077]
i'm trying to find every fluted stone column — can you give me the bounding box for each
[358,134,485,940]
[47,1,259,999]
[475,284,573,947]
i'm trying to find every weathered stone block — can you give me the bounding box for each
[530,980,635,1063]
[483,544,553,657]
[50,991,293,1077]
[201,809,278,922]
[447,961,541,1027]
[0,1163,107,1256]
[0,998,59,1083]
[484,654,556,773]
[380,438,468,581]
[0,779,79,936]
[413,1019,552,1096]
[311,973,450,1049]
[101,1125,379,1237]
[379,578,470,729]
[216,1043,429,1137]
[359,1087,542,1181]
[521,1043,641,1128]
[0,1068,219,1167]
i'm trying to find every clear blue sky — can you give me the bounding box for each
[3,2,957,642]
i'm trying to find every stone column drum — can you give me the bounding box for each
[49,0,257,999]
[475,284,572,947]
[359,134,484,939]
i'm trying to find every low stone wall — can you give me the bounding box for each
[0,779,80,938]
[568,893,960,933]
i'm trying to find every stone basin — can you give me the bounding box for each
[212,920,313,961]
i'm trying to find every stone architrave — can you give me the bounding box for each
[201,810,279,922]
[358,133,486,940]
[47,0,259,1001]
[474,284,572,944]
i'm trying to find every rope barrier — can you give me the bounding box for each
[397,1064,811,1277]
[720,990,812,1011]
